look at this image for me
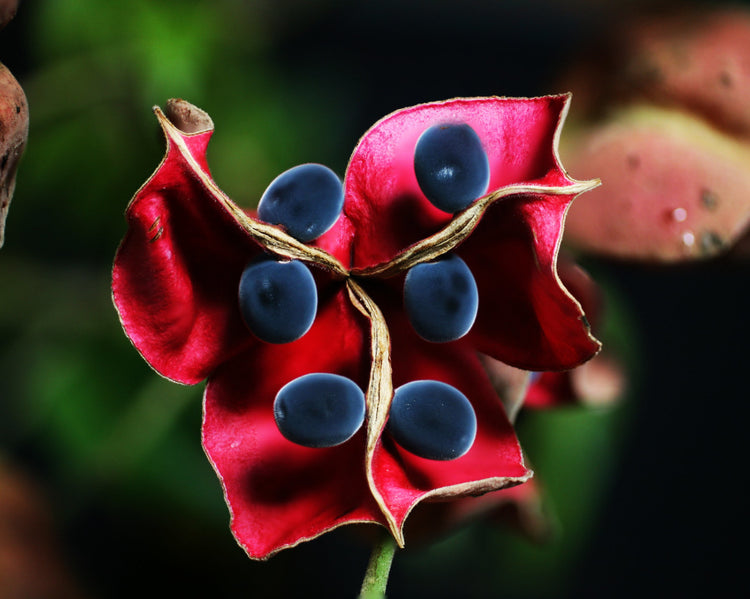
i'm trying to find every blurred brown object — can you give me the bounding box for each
[0,459,88,599]
[0,0,27,248]
[0,62,27,248]
[560,7,750,262]
[0,0,18,31]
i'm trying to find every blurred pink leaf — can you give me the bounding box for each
[560,8,750,261]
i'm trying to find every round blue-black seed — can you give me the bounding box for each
[238,257,317,344]
[388,380,477,460]
[403,253,479,343]
[274,373,366,448]
[258,163,344,242]
[413,123,490,213]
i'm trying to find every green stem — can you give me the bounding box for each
[359,529,398,599]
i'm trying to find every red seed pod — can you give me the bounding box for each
[112,97,600,559]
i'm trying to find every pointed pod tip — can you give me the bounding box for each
[381,520,405,548]
[394,530,406,548]
[153,99,215,135]
[567,177,602,197]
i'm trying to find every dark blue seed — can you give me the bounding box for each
[413,123,490,213]
[238,257,317,344]
[257,163,344,242]
[388,380,477,460]
[403,253,479,343]
[274,373,366,448]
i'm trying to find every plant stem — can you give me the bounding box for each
[359,529,398,599]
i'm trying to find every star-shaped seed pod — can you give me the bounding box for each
[112,96,600,559]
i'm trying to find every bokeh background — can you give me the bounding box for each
[1,1,748,597]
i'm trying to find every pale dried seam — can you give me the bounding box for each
[396,468,534,544]
[352,179,601,278]
[346,278,403,546]
[153,106,349,278]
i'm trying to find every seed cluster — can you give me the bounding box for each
[239,123,490,460]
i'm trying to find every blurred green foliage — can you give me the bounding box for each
[15,0,359,261]
[0,1,645,598]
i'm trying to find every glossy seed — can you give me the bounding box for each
[238,257,317,344]
[414,123,490,213]
[388,380,477,460]
[258,163,344,242]
[403,253,479,343]
[274,373,366,448]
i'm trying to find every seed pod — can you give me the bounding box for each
[558,9,750,261]
[562,106,750,261]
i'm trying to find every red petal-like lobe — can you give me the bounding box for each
[368,304,531,542]
[323,95,575,269]
[112,112,262,384]
[462,195,600,371]
[203,290,386,559]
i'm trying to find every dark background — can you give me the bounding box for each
[1,1,748,597]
